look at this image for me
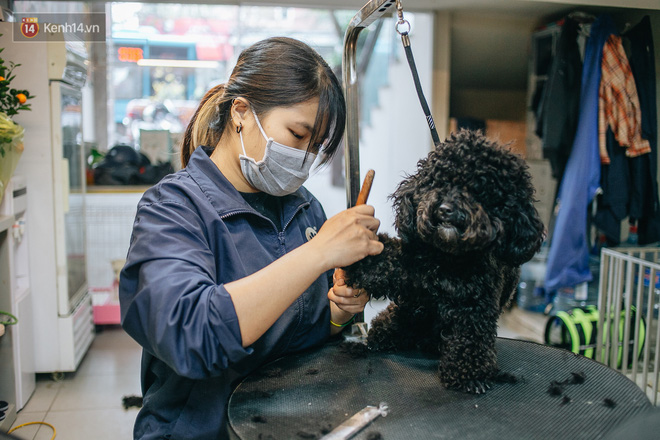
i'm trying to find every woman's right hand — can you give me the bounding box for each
[310,205,384,271]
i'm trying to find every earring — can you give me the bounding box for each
[236,122,242,134]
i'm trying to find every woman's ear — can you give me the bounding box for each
[230,97,250,132]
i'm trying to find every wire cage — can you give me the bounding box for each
[85,193,141,323]
[597,247,660,405]
[86,202,137,290]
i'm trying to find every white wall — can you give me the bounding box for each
[305,12,435,238]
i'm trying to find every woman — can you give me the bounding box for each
[119,37,383,439]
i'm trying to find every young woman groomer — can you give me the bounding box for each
[119,37,383,440]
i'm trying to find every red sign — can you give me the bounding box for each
[118,47,144,63]
[20,17,39,39]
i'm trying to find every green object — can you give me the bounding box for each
[544,305,646,368]
[0,309,17,325]
[87,147,105,167]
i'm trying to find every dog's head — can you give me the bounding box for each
[392,130,545,264]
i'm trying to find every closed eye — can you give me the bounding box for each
[290,130,304,140]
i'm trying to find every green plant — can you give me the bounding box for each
[0,45,33,117]
[0,39,33,157]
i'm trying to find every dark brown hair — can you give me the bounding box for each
[180,37,346,168]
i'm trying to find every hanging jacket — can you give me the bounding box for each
[594,128,631,244]
[119,146,333,440]
[625,16,660,244]
[536,17,583,181]
[545,15,617,293]
[598,34,650,164]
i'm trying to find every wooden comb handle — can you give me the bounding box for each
[356,169,375,206]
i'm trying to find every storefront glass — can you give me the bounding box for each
[14,1,415,187]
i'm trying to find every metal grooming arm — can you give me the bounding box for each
[342,0,396,207]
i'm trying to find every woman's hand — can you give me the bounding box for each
[227,206,381,347]
[328,268,369,334]
[310,205,383,272]
[329,268,369,316]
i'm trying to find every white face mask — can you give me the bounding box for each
[239,109,316,196]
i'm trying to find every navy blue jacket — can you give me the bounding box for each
[119,146,333,439]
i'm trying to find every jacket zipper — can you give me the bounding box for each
[222,202,312,350]
[219,201,311,239]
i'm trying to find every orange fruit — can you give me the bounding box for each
[0,76,4,81]
[16,93,26,104]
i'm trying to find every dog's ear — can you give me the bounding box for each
[391,176,419,243]
[494,200,546,266]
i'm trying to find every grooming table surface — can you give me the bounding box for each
[228,338,652,439]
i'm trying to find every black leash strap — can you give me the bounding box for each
[396,1,441,148]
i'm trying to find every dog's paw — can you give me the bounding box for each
[463,378,492,394]
[366,337,397,352]
[446,378,492,394]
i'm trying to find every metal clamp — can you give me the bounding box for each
[395,0,410,35]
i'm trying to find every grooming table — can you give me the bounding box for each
[228,338,652,440]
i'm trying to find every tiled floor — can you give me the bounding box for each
[7,311,536,440]
[9,326,142,440]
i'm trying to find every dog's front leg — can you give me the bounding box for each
[342,233,405,302]
[437,313,499,394]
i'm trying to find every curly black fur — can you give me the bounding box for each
[338,341,370,358]
[547,382,565,397]
[343,130,545,394]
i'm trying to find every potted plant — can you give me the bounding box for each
[0,41,33,204]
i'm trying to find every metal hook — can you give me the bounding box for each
[395,0,410,36]
[396,0,404,23]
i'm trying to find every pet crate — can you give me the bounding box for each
[596,246,660,405]
[85,193,142,324]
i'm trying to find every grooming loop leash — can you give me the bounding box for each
[395,0,441,148]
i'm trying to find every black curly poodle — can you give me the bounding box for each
[343,130,546,394]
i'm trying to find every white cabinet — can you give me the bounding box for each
[0,24,95,373]
[0,214,17,431]
[0,176,36,412]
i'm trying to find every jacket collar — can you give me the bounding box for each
[186,146,311,221]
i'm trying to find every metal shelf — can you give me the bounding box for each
[0,215,12,233]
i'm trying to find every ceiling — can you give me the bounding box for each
[97,0,658,106]
[239,0,660,13]
[104,0,660,13]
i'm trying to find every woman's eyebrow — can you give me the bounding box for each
[294,121,314,132]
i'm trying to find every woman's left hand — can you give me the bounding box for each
[328,268,369,316]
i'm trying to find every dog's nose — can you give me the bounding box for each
[439,204,453,216]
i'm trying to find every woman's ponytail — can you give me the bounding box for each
[180,84,227,167]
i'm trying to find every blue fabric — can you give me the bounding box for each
[119,146,333,440]
[545,15,618,293]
